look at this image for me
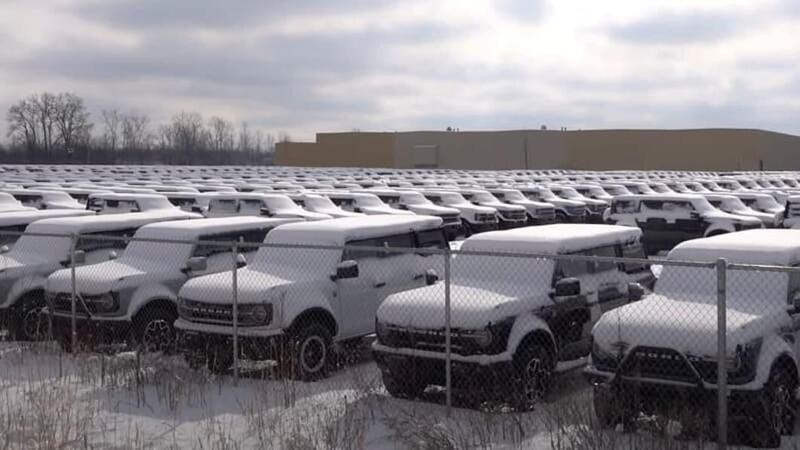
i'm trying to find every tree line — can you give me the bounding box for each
[3,92,281,165]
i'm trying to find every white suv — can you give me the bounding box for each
[373,224,652,409]
[587,229,800,448]
[175,215,447,379]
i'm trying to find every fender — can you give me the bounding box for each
[704,221,735,236]
[504,312,556,359]
[127,282,178,320]
[5,275,48,308]
[279,287,336,329]
[749,334,798,389]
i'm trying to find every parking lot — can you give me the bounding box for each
[4,165,800,448]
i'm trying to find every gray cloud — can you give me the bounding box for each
[76,0,396,29]
[610,10,742,44]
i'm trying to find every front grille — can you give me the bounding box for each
[566,206,587,216]
[380,322,512,357]
[179,299,235,325]
[50,292,100,314]
[476,213,498,222]
[619,347,699,384]
[439,213,461,225]
[589,204,607,213]
[500,210,526,221]
[535,208,555,220]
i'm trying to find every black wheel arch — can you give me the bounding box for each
[288,308,338,338]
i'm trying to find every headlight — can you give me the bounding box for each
[591,340,622,371]
[93,292,119,313]
[730,337,763,373]
[472,328,493,348]
[247,304,273,325]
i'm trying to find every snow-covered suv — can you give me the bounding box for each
[0,211,196,341]
[175,215,447,379]
[515,186,588,223]
[362,189,463,238]
[205,193,331,221]
[421,190,498,235]
[586,230,800,448]
[45,217,295,352]
[704,194,781,228]
[323,192,415,216]
[607,194,763,255]
[373,225,652,408]
[86,193,184,214]
[486,188,556,225]
[457,189,528,229]
[0,209,94,248]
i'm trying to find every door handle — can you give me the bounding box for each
[374,282,386,288]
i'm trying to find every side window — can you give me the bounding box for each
[343,233,415,260]
[619,242,648,273]
[15,194,42,207]
[587,245,617,273]
[78,228,137,252]
[209,199,238,214]
[555,257,589,281]
[426,195,441,205]
[239,199,263,215]
[663,201,694,213]
[642,200,663,210]
[613,200,638,213]
[192,228,271,257]
[415,228,448,251]
[709,200,723,208]
[741,198,757,207]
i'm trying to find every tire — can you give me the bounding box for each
[461,219,474,237]
[11,293,47,342]
[134,306,178,353]
[555,211,568,223]
[286,323,333,381]
[744,365,796,448]
[593,385,637,429]
[511,338,553,411]
[382,369,427,399]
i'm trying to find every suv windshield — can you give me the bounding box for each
[501,190,526,201]
[440,192,468,204]
[400,192,430,205]
[10,233,70,263]
[473,193,498,203]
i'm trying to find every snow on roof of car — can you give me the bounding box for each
[611,193,706,202]
[266,215,443,246]
[462,224,642,255]
[0,209,94,226]
[668,229,800,266]
[25,210,197,235]
[134,217,298,240]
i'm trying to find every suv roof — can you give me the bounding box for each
[463,224,641,255]
[134,217,298,240]
[669,229,800,266]
[266,215,444,246]
[26,210,195,235]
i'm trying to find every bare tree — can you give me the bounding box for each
[102,109,121,162]
[6,97,39,151]
[209,116,235,161]
[171,111,205,160]
[122,113,151,153]
[36,93,58,158]
[53,93,92,155]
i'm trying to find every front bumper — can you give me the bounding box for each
[50,312,132,345]
[498,218,528,229]
[373,348,514,389]
[465,221,499,233]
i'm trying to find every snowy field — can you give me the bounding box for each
[2,342,797,449]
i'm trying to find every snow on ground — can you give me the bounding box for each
[0,342,797,449]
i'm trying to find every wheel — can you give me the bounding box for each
[555,211,568,223]
[743,365,796,448]
[593,385,638,429]
[11,293,47,341]
[382,368,427,399]
[134,306,178,353]
[285,323,332,381]
[461,219,473,237]
[511,338,553,411]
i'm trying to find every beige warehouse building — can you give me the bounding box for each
[275,128,800,171]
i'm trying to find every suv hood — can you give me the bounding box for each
[593,296,782,356]
[408,204,459,215]
[377,282,551,329]
[180,268,298,304]
[46,261,147,295]
[478,202,525,213]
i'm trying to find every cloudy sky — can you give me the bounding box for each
[1,0,799,141]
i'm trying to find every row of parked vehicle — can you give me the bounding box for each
[3,166,800,447]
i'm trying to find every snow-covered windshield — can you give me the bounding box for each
[264,196,301,211]
[354,195,383,207]
[656,266,787,311]
[440,193,469,204]
[651,184,671,193]
[11,233,71,262]
[558,187,583,198]
[119,239,192,269]
[603,186,630,196]
[473,192,498,203]
[501,190,526,201]
[453,252,554,290]
[691,198,715,213]
[722,197,748,212]
[250,244,340,279]
[304,196,335,209]
[758,196,781,209]
[400,192,431,205]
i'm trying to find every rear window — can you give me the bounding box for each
[209,199,238,214]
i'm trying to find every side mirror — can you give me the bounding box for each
[554,277,581,298]
[628,282,645,302]
[331,260,359,281]
[0,245,9,254]
[191,205,203,214]
[260,207,274,217]
[236,253,247,268]
[72,250,86,265]
[187,256,208,272]
[108,250,118,261]
[425,269,439,285]
[690,211,700,219]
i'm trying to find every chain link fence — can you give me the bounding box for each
[0,228,798,448]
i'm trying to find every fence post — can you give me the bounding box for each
[716,258,727,449]
[70,233,78,353]
[232,242,240,385]
[444,247,452,416]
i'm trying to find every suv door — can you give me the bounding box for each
[336,239,383,338]
[669,201,705,240]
